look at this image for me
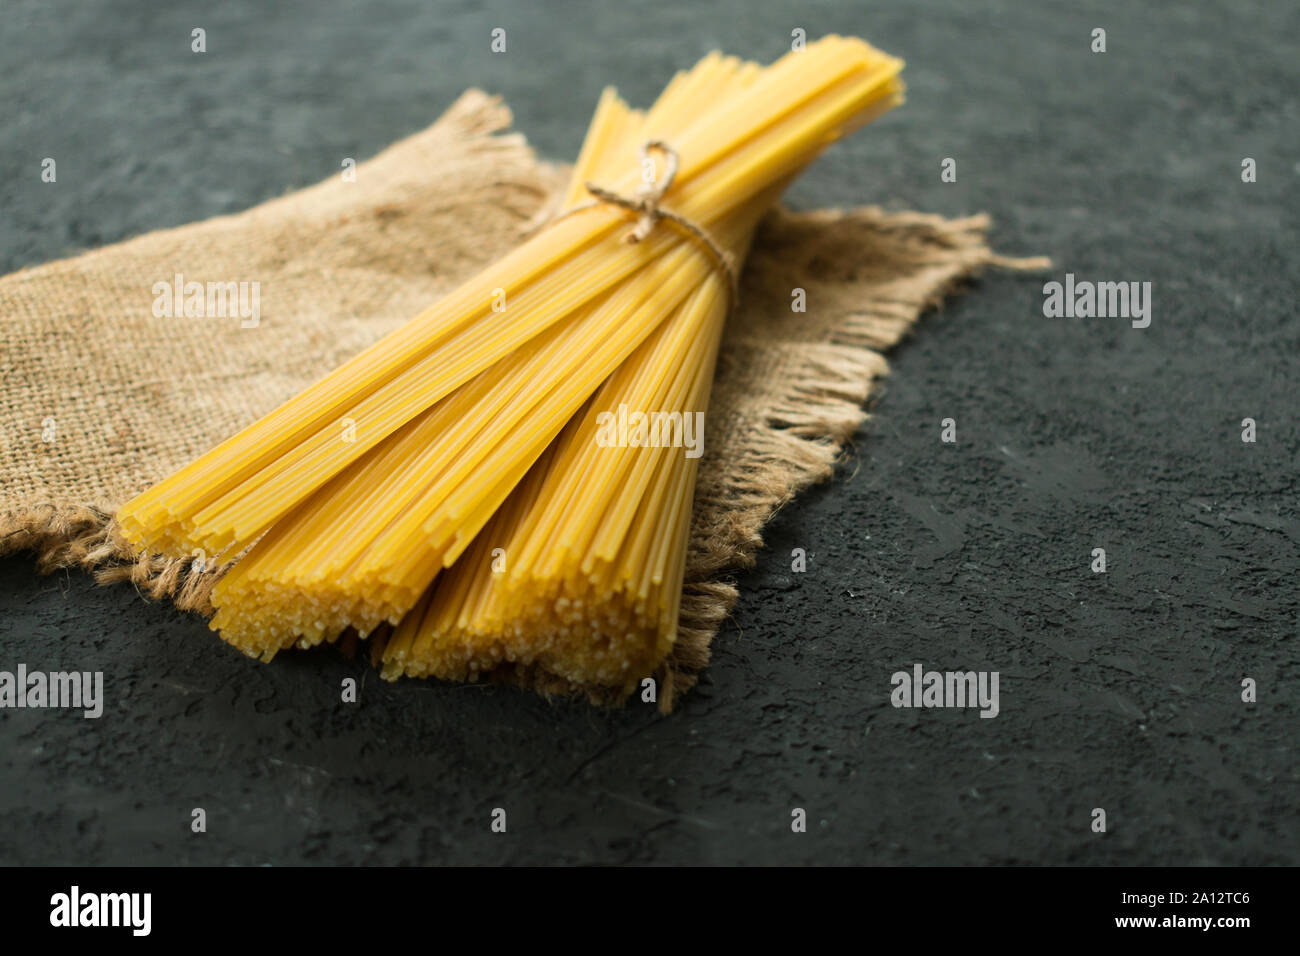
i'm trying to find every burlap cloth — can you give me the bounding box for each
[0,90,1046,708]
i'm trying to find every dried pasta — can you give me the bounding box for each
[115,36,905,697]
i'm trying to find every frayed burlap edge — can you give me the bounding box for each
[1,505,221,614]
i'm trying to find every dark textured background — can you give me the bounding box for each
[1,0,1296,865]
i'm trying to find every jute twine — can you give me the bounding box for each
[565,140,741,310]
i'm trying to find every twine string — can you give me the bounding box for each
[561,140,739,311]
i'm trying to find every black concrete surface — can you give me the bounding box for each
[1,0,1296,865]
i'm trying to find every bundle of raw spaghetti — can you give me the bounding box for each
[116,36,905,696]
